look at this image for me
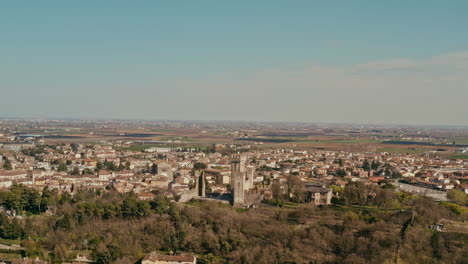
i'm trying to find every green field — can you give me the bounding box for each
[448,137,468,144]
[449,154,468,160]
[299,138,377,144]
[378,147,426,155]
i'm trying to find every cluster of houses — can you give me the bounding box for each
[0,127,468,264]
[0,138,467,207]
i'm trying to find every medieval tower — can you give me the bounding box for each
[231,154,246,206]
[230,153,259,207]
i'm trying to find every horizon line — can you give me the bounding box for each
[1,116,467,129]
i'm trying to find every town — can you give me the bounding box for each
[0,120,467,206]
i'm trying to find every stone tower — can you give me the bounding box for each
[231,153,247,207]
[245,165,255,190]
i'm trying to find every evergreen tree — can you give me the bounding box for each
[57,164,68,172]
[2,157,12,170]
[71,167,80,175]
[362,160,371,171]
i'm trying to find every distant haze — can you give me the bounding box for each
[1,1,467,125]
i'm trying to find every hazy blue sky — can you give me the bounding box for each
[1,1,467,125]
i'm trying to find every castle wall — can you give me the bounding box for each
[245,166,255,190]
[243,189,262,207]
[178,188,198,203]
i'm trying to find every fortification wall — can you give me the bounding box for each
[178,188,198,203]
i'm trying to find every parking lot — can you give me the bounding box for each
[396,183,448,202]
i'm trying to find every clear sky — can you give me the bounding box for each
[1,1,467,125]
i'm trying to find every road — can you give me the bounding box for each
[0,243,24,251]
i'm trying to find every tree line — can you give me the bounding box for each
[0,184,465,264]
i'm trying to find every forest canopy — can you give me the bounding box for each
[0,184,466,264]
